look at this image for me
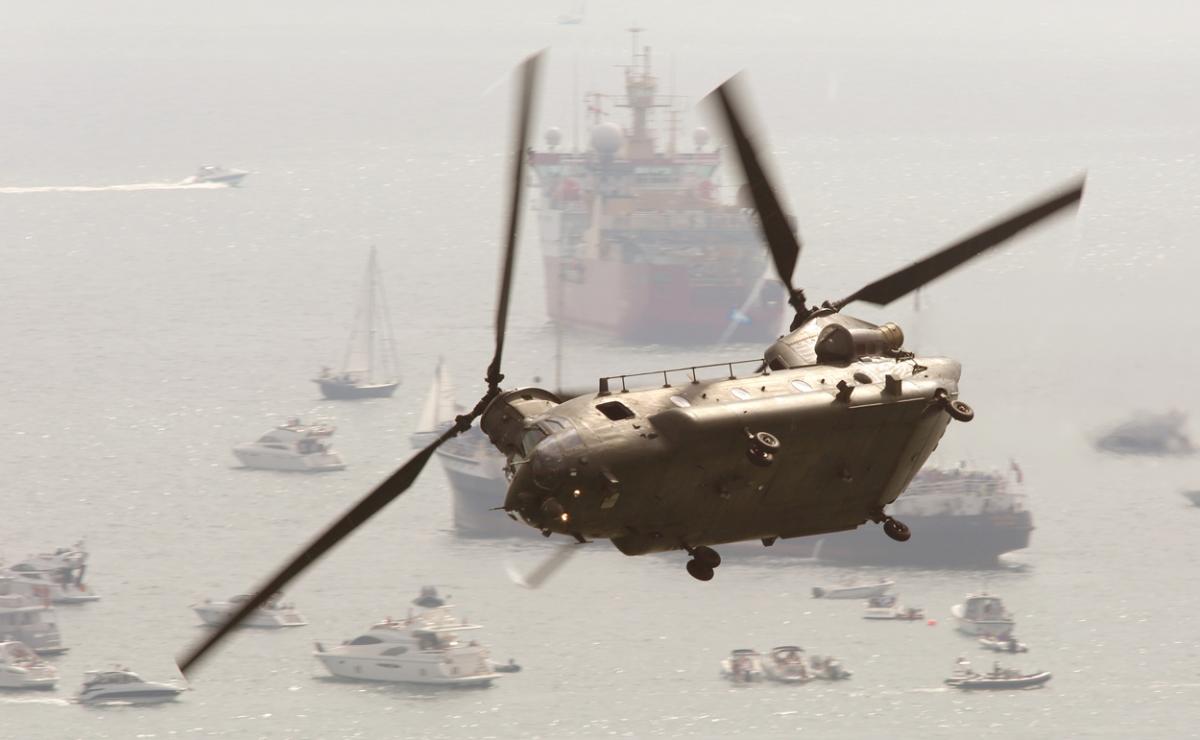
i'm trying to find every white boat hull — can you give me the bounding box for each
[80,686,183,704]
[314,652,498,686]
[193,604,307,628]
[233,446,344,472]
[0,667,57,690]
[812,581,894,599]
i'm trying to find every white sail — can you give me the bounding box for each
[415,359,459,433]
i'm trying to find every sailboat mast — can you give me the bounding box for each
[366,246,376,383]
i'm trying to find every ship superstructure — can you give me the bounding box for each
[527,29,786,343]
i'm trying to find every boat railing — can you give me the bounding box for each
[598,358,764,395]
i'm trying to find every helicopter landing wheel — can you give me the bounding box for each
[686,559,715,582]
[947,400,974,423]
[882,517,911,542]
[691,545,722,569]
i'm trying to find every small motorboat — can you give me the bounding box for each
[719,649,764,683]
[78,669,185,704]
[182,165,248,187]
[0,641,58,690]
[812,579,894,599]
[4,542,100,604]
[232,419,345,472]
[193,593,307,628]
[809,654,852,681]
[951,593,1015,636]
[979,633,1028,653]
[762,646,812,684]
[0,583,68,655]
[492,659,522,673]
[862,594,924,620]
[1094,410,1193,456]
[945,659,1050,690]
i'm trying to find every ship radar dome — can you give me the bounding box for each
[693,126,711,151]
[545,127,563,149]
[591,121,623,155]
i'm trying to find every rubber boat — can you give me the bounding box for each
[945,660,1050,690]
[979,634,1028,653]
[762,646,812,684]
[719,649,764,683]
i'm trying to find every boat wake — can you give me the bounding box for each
[0,181,230,194]
[0,695,72,706]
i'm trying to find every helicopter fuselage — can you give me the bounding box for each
[483,312,962,556]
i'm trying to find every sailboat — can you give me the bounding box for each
[409,358,461,449]
[314,247,401,400]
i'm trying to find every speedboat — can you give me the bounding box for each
[809,654,852,681]
[812,579,894,599]
[313,605,501,687]
[78,669,184,704]
[182,165,248,186]
[863,594,924,621]
[193,594,307,628]
[0,583,67,655]
[719,649,764,683]
[232,419,345,472]
[5,543,99,604]
[944,659,1050,690]
[762,646,812,684]
[0,641,58,690]
[979,634,1028,653]
[952,593,1015,636]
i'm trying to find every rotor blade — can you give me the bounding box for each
[487,51,543,387]
[718,266,774,344]
[505,543,580,589]
[836,176,1085,308]
[178,425,460,675]
[710,76,802,295]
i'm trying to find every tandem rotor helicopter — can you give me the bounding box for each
[181,53,1083,672]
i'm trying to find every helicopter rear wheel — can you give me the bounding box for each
[686,559,715,581]
[947,400,974,422]
[883,517,911,542]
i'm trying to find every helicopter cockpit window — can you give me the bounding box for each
[669,395,691,408]
[596,400,636,421]
[790,380,813,392]
[730,388,752,401]
[521,427,548,456]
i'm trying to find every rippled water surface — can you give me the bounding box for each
[2,2,1199,738]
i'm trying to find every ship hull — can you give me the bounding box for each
[734,511,1034,568]
[543,256,785,345]
[442,458,538,539]
[315,379,398,400]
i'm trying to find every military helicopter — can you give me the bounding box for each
[180,53,1083,673]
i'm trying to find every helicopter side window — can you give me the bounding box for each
[730,388,752,401]
[596,401,636,421]
[790,380,813,392]
[669,395,690,408]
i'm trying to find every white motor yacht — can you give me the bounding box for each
[719,649,764,683]
[952,593,1015,636]
[313,606,500,687]
[0,582,67,655]
[182,165,248,186]
[0,641,58,690]
[762,646,812,684]
[78,669,184,704]
[193,594,307,628]
[233,419,345,472]
[5,543,99,604]
[812,578,894,599]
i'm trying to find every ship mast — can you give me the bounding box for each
[617,26,669,160]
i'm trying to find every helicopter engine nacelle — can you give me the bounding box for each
[814,322,904,363]
[480,387,562,458]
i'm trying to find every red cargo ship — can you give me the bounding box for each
[527,30,786,344]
